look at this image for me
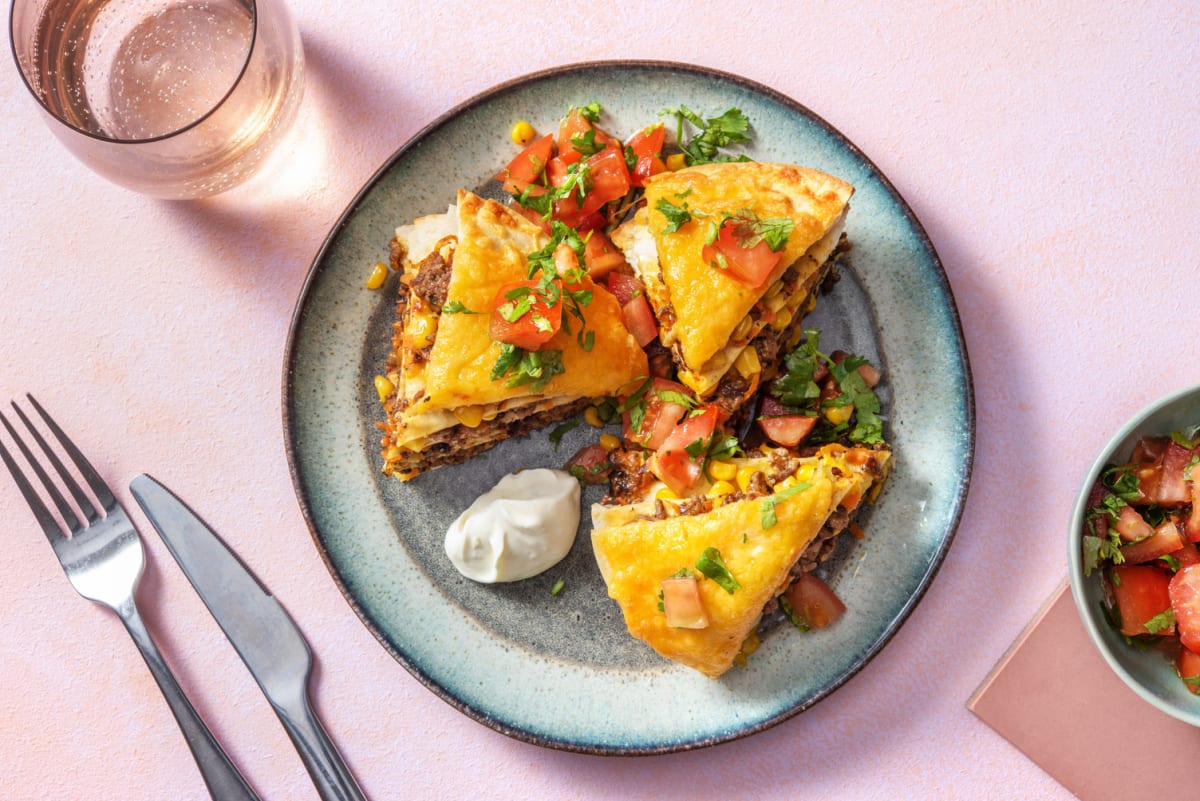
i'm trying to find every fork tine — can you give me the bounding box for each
[25,394,117,514]
[0,409,73,540]
[15,397,104,524]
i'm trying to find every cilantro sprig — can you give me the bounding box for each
[491,344,565,392]
[711,210,793,252]
[695,548,740,594]
[660,105,753,165]
[771,328,884,446]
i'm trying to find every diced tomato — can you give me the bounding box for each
[626,123,665,161]
[577,146,631,217]
[1110,564,1174,637]
[758,415,817,448]
[1178,648,1200,694]
[626,123,666,187]
[621,293,658,347]
[509,199,551,233]
[661,576,708,629]
[583,230,628,279]
[1114,504,1154,541]
[1170,564,1200,653]
[1120,519,1184,564]
[652,447,704,496]
[783,574,846,630]
[1132,436,1170,464]
[1153,441,1195,506]
[632,155,666,186]
[1084,480,1111,542]
[487,279,561,351]
[658,404,722,453]
[607,270,658,345]
[651,404,723,495]
[622,378,692,449]
[498,133,553,194]
[545,155,570,187]
[557,107,616,166]
[606,271,643,306]
[1188,469,1200,542]
[856,362,882,388]
[1173,542,1200,567]
[701,220,782,288]
[1132,463,1162,504]
[564,444,612,485]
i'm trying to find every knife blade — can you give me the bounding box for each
[130,474,367,801]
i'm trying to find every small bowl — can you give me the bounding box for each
[1068,382,1200,727]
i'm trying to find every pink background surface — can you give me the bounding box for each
[1,4,1197,799]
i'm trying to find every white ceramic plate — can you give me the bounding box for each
[283,61,974,753]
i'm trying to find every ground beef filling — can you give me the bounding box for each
[409,250,451,311]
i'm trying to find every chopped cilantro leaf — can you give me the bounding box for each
[828,356,884,445]
[1160,553,1183,572]
[779,594,810,632]
[760,482,813,529]
[1103,465,1141,502]
[695,547,740,594]
[570,128,605,157]
[656,198,695,234]
[575,101,602,122]
[548,418,581,447]
[441,300,480,315]
[1145,608,1176,634]
[1187,453,1200,481]
[490,344,564,392]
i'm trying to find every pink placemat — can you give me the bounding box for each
[969,582,1200,801]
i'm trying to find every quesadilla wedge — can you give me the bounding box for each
[591,443,889,678]
[611,162,853,410]
[379,190,649,480]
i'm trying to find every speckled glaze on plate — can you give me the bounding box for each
[283,61,974,754]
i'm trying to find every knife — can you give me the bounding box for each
[130,474,367,801]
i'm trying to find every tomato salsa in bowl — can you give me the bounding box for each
[1069,383,1200,727]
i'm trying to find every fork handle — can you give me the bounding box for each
[119,599,262,801]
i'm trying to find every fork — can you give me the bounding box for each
[0,395,261,801]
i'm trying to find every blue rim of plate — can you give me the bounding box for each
[283,60,975,754]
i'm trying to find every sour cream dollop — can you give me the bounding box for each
[444,468,581,583]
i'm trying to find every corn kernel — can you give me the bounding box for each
[598,433,622,452]
[734,347,760,378]
[771,308,794,331]
[656,486,680,501]
[710,480,736,496]
[583,406,605,428]
[374,374,395,403]
[365,260,388,290]
[665,153,688,171]
[454,406,484,428]
[707,460,737,481]
[511,120,536,145]
[735,466,759,492]
[406,312,436,349]
[824,403,855,425]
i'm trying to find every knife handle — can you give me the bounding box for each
[120,599,261,801]
[275,690,366,801]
